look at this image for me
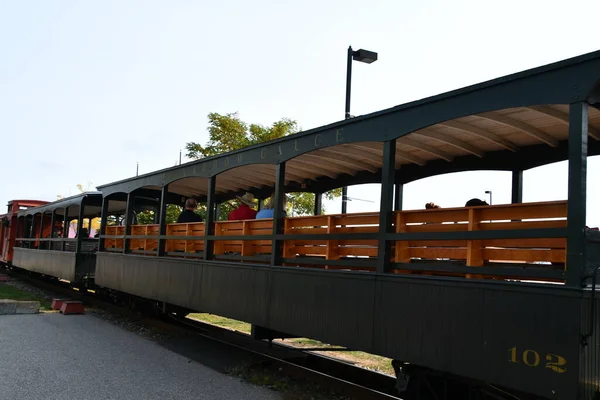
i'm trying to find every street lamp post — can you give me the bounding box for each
[342,46,378,214]
[485,190,492,205]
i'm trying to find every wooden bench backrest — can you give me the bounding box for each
[165,222,205,254]
[106,201,568,276]
[283,213,380,260]
[105,225,125,249]
[214,219,273,256]
[395,201,568,266]
[131,224,159,252]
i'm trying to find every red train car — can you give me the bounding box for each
[0,199,48,265]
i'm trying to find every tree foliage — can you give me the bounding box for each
[185,113,341,219]
[135,205,184,225]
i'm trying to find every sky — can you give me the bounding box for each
[1,0,599,225]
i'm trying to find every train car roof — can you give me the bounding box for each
[17,192,105,218]
[97,49,600,200]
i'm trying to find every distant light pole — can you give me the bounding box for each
[485,190,492,205]
[342,46,378,214]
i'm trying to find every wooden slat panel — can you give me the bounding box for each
[478,201,567,221]
[285,216,327,228]
[483,238,566,248]
[338,247,378,257]
[402,210,468,224]
[483,248,566,263]
[409,247,467,259]
[336,227,379,234]
[165,222,205,254]
[286,228,328,235]
[405,223,469,233]
[334,214,379,226]
[479,220,566,230]
[294,247,327,255]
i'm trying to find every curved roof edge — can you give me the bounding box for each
[97,49,600,196]
[17,192,102,217]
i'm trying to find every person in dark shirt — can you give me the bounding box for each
[177,198,203,223]
[228,192,257,221]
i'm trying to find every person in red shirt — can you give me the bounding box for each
[228,192,258,220]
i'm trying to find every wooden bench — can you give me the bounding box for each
[105,226,125,250]
[214,219,272,261]
[103,200,568,282]
[393,200,567,279]
[165,222,204,256]
[131,224,159,253]
[282,213,379,270]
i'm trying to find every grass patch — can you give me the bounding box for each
[188,313,251,334]
[189,312,394,376]
[0,284,51,310]
[281,338,394,375]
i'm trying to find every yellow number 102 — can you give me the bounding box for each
[508,347,567,373]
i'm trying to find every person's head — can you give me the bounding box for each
[425,202,440,209]
[185,198,198,211]
[465,198,488,207]
[236,192,256,208]
[265,193,287,210]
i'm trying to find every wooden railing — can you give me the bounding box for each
[165,222,204,255]
[214,219,272,259]
[105,226,125,250]
[101,200,568,281]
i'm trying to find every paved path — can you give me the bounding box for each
[0,313,283,400]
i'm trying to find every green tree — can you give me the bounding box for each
[136,205,184,225]
[185,113,341,219]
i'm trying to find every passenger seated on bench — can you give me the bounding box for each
[465,198,488,207]
[228,192,257,220]
[256,194,287,219]
[177,198,203,223]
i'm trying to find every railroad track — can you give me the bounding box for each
[6,269,401,400]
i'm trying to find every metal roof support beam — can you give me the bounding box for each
[287,161,338,179]
[203,176,216,260]
[99,198,109,252]
[566,102,588,287]
[352,143,426,166]
[511,170,523,204]
[314,193,322,216]
[377,139,396,273]
[29,214,36,246]
[527,105,600,140]
[309,150,381,172]
[439,120,519,152]
[415,130,485,158]
[38,212,44,248]
[62,207,68,251]
[76,199,85,253]
[123,194,134,254]
[300,154,360,175]
[394,183,403,211]
[399,138,454,162]
[157,185,169,257]
[271,162,286,266]
[321,146,384,165]
[49,210,56,245]
[477,112,559,147]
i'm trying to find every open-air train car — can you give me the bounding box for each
[10,193,106,285]
[96,50,600,399]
